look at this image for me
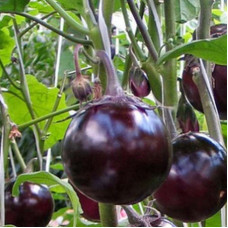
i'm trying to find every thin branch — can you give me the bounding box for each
[11,138,26,172]
[18,103,80,130]
[0,59,21,90]
[4,12,92,45]
[13,19,41,137]
[127,0,158,62]
[120,0,146,61]
[19,11,56,38]
[45,0,89,35]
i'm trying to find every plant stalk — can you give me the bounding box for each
[162,0,178,136]
[0,59,21,90]
[197,0,213,78]
[147,0,163,51]
[120,0,146,61]
[96,51,123,96]
[11,139,26,172]
[0,127,5,226]
[196,0,224,145]
[13,19,41,136]
[18,104,80,130]
[6,12,92,45]
[45,0,89,34]
[74,45,83,78]
[127,0,158,62]
[192,62,226,225]
[19,11,56,38]
[98,203,117,227]
[102,0,114,32]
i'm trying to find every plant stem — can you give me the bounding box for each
[121,54,132,88]
[98,203,117,227]
[102,0,114,32]
[196,0,224,145]
[134,1,145,37]
[9,147,17,179]
[18,104,80,130]
[0,127,5,226]
[141,60,162,102]
[0,59,21,90]
[40,73,68,151]
[147,0,163,51]
[13,20,41,137]
[163,0,178,113]
[197,0,213,79]
[19,11,56,38]
[127,0,158,62]
[6,12,92,45]
[74,45,83,77]
[120,0,146,61]
[45,0,89,35]
[0,90,11,173]
[11,139,26,172]
[96,51,123,96]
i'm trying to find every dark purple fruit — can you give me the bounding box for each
[182,24,227,120]
[176,94,199,133]
[71,183,100,222]
[62,96,172,205]
[153,132,227,222]
[129,66,151,98]
[5,181,54,227]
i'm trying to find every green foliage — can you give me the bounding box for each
[2,75,70,150]
[0,27,15,76]
[175,0,200,23]
[158,35,227,65]
[0,0,30,12]
[56,0,84,13]
[12,171,80,226]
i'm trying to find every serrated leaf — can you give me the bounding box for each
[157,35,227,65]
[2,75,70,150]
[12,171,79,226]
[175,0,200,23]
[0,0,30,12]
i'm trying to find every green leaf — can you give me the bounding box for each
[29,1,53,14]
[3,75,70,150]
[12,171,79,227]
[56,0,83,13]
[157,35,227,65]
[0,27,15,77]
[175,0,200,23]
[0,0,30,12]
[50,162,64,170]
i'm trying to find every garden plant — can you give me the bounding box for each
[0,0,227,227]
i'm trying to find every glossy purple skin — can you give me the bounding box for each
[5,182,54,227]
[182,24,227,120]
[182,65,227,120]
[212,64,227,119]
[176,95,200,133]
[73,185,100,222]
[129,68,151,98]
[62,97,172,204]
[153,132,227,222]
